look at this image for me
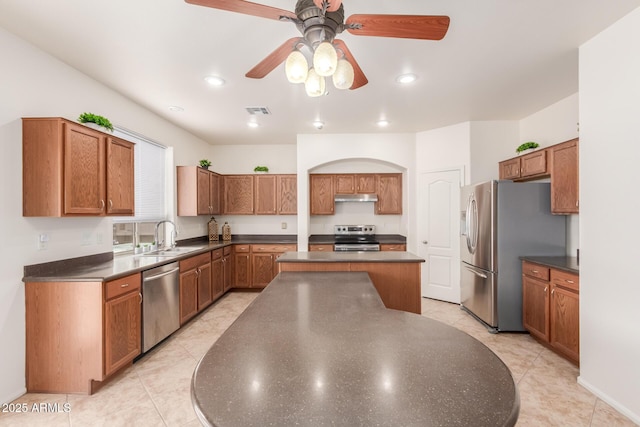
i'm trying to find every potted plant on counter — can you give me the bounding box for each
[516,141,539,155]
[78,112,114,133]
[199,159,212,170]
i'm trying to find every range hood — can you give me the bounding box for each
[334,194,378,203]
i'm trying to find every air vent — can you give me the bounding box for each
[245,106,271,115]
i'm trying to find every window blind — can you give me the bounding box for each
[111,127,166,222]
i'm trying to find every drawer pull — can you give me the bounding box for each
[566,280,575,284]
[120,283,129,288]
[532,270,539,273]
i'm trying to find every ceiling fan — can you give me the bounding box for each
[185,0,450,94]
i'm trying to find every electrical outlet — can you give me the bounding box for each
[96,233,103,244]
[37,233,49,250]
[81,231,91,246]
[281,222,287,229]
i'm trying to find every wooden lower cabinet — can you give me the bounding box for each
[26,273,141,394]
[179,252,212,325]
[233,245,252,288]
[211,249,225,300]
[278,261,420,314]
[522,261,579,364]
[222,246,233,292]
[233,244,297,288]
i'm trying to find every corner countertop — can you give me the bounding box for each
[23,235,298,283]
[192,271,519,427]
[276,251,425,263]
[519,256,579,274]
[308,234,406,245]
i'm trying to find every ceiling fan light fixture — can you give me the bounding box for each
[312,0,343,12]
[305,68,326,97]
[285,50,309,84]
[313,42,338,77]
[332,58,354,90]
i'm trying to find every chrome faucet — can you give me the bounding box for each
[154,220,178,249]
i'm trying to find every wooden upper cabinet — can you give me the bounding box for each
[177,166,221,216]
[106,137,135,215]
[224,175,254,214]
[22,117,134,217]
[499,158,521,180]
[355,174,376,193]
[335,174,376,194]
[550,138,579,214]
[255,175,277,215]
[335,175,355,194]
[375,173,402,214]
[277,174,297,215]
[310,174,335,215]
[521,150,547,178]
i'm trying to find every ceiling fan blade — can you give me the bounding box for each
[333,39,368,90]
[346,14,450,40]
[184,0,296,21]
[246,38,303,79]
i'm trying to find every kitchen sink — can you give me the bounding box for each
[141,246,206,257]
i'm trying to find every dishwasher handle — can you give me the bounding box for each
[143,267,180,282]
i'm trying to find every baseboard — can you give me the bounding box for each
[1,387,26,406]
[577,375,640,425]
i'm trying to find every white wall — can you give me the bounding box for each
[296,134,416,250]
[0,28,212,404]
[519,93,580,256]
[577,7,640,424]
[469,121,520,184]
[416,122,471,181]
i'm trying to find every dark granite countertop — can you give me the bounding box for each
[23,235,298,282]
[277,251,424,263]
[191,271,519,427]
[519,256,579,274]
[309,234,406,245]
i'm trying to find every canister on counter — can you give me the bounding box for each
[222,222,231,241]
[208,217,219,242]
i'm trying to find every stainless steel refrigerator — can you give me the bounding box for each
[460,180,566,332]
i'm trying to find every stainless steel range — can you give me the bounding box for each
[333,225,380,252]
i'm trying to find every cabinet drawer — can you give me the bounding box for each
[251,244,297,253]
[223,246,232,256]
[380,244,406,251]
[180,252,211,271]
[234,245,250,253]
[105,273,141,301]
[551,269,579,292]
[309,244,334,252]
[211,249,223,260]
[522,262,550,281]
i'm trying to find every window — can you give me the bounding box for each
[112,127,167,254]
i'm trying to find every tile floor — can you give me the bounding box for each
[0,292,636,426]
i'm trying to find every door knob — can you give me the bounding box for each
[422,241,428,244]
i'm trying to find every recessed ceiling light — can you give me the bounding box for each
[313,120,324,130]
[247,122,260,128]
[204,75,225,86]
[396,73,418,84]
[377,119,390,127]
[168,105,184,112]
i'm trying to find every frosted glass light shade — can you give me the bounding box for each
[305,68,325,97]
[332,59,354,90]
[285,50,308,84]
[313,42,338,77]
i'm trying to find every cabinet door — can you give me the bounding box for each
[210,172,221,215]
[356,174,376,193]
[375,174,402,214]
[252,253,274,288]
[335,175,355,194]
[104,291,141,376]
[522,275,549,342]
[521,150,548,177]
[197,262,213,311]
[179,269,199,325]
[197,168,211,215]
[499,158,521,180]
[224,175,254,214]
[64,122,106,214]
[255,175,277,214]
[106,137,135,215]
[211,255,224,300]
[551,139,579,214]
[233,252,252,287]
[277,175,297,215]
[223,254,232,292]
[550,284,580,363]
[310,174,335,215]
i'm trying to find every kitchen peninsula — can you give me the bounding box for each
[192,271,519,427]
[277,251,425,314]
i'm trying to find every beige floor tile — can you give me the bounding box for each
[591,399,638,427]
[0,393,70,427]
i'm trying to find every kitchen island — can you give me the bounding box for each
[277,251,424,314]
[192,271,519,427]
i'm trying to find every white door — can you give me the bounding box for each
[418,169,462,303]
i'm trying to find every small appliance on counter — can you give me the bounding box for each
[333,225,380,252]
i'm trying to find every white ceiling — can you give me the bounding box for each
[2,0,639,145]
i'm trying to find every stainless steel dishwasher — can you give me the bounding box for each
[142,262,180,352]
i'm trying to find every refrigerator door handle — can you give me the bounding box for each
[466,195,478,254]
[463,264,488,279]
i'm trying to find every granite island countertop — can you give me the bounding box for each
[277,251,424,263]
[23,235,298,282]
[191,271,519,427]
[519,256,579,274]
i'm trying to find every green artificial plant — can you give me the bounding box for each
[254,166,269,172]
[199,159,212,168]
[516,141,539,153]
[78,112,114,132]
